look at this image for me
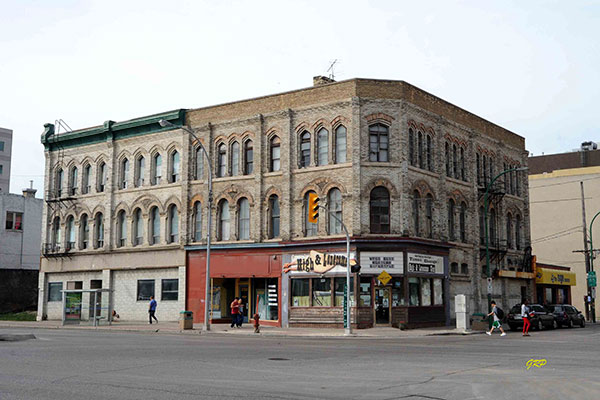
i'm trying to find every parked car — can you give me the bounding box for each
[507,304,555,331]
[546,304,586,328]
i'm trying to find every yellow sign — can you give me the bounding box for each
[525,359,547,370]
[535,268,576,286]
[377,270,392,286]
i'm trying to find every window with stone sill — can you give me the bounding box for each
[369,123,388,162]
[5,211,23,230]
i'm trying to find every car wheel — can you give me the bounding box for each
[537,320,543,331]
[580,319,585,328]
[566,319,573,328]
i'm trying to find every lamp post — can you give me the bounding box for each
[484,167,528,319]
[588,210,599,322]
[159,119,213,331]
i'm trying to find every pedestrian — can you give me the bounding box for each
[148,296,158,324]
[230,297,240,328]
[253,313,260,333]
[486,301,506,336]
[521,300,531,337]
[237,298,244,328]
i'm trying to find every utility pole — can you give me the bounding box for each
[581,182,593,321]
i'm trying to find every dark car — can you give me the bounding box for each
[546,304,586,328]
[507,304,555,331]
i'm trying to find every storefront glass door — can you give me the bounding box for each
[374,287,390,325]
[238,281,249,323]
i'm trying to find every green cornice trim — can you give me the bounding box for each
[41,109,186,151]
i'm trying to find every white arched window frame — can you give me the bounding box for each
[168,205,179,243]
[69,166,78,196]
[334,125,346,164]
[193,201,202,242]
[217,143,227,177]
[169,151,180,183]
[328,188,342,235]
[238,198,250,240]
[317,128,329,166]
[231,141,240,176]
[244,140,254,175]
[268,195,280,239]
[270,136,281,172]
[152,153,162,185]
[94,213,104,248]
[120,158,129,189]
[66,216,75,250]
[135,156,145,187]
[150,207,160,245]
[117,210,127,247]
[82,164,91,194]
[80,214,89,249]
[299,132,311,168]
[133,208,143,246]
[218,200,230,241]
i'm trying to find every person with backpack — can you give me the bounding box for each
[521,300,531,337]
[486,301,506,336]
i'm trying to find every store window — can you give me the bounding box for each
[421,278,432,306]
[137,280,155,301]
[48,282,63,302]
[409,277,420,306]
[359,276,372,306]
[312,278,331,306]
[161,279,178,301]
[391,278,405,306]
[334,277,354,306]
[291,278,309,307]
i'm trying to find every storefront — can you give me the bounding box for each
[186,246,282,326]
[535,263,575,305]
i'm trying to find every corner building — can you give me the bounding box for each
[39,78,532,328]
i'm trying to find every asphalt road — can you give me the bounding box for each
[1,324,599,400]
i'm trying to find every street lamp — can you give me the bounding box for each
[588,210,599,322]
[484,166,528,320]
[159,119,213,331]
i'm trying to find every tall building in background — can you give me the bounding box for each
[0,127,13,193]
[529,141,600,319]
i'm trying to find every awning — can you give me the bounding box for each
[535,268,576,286]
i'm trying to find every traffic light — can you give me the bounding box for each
[351,263,361,273]
[308,192,319,223]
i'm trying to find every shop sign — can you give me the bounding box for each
[359,252,404,274]
[286,251,357,275]
[535,268,576,286]
[407,253,444,274]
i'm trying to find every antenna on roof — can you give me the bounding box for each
[327,59,338,80]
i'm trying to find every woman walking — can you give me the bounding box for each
[521,300,531,336]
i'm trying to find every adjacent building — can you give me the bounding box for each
[529,142,600,319]
[39,78,531,328]
[0,127,12,193]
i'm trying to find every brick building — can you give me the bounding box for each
[38,78,531,327]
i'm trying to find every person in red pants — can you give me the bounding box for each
[521,300,531,336]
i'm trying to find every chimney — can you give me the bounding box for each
[22,180,37,198]
[313,75,336,86]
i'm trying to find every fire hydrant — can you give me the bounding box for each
[253,313,260,333]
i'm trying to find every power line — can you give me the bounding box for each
[530,197,593,204]
[532,226,580,243]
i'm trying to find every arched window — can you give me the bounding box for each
[426,135,433,172]
[334,125,346,164]
[328,188,342,235]
[479,206,485,245]
[51,216,61,251]
[117,210,127,247]
[195,146,204,180]
[460,147,465,181]
[270,136,281,172]
[217,143,227,177]
[150,207,160,245]
[135,156,145,187]
[66,216,75,250]
[244,140,254,174]
[299,131,311,168]
[268,195,280,239]
[448,199,455,241]
[152,154,162,185]
[169,151,180,183]
[408,128,415,166]
[413,191,421,236]
[417,131,424,169]
[317,128,329,166]
[218,200,230,241]
[55,168,64,197]
[516,214,522,250]
[120,158,129,189]
[231,141,240,176]
[97,162,106,192]
[489,208,497,243]
[304,191,318,237]
[133,208,143,246]
[445,142,451,176]
[452,144,458,179]
[460,202,467,242]
[80,214,89,249]
[369,124,388,162]
[168,205,178,243]
[369,187,390,234]
[483,156,488,185]
[426,194,433,239]
[193,201,202,242]
[506,213,513,249]
[516,169,521,197]
[68,167,78,196]
[237,198,250,240]
[82,164,91,194]
[94,213,104,248]
[476,153,481,186]
[489,157,494,184]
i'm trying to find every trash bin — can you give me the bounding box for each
[179,311,193,330]
[470,313,487,331]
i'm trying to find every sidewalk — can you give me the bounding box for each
[0,320,482,338]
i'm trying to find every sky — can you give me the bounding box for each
[1,0,598,195]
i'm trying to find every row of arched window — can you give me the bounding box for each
[478,207,523,249]
[299,125,347,168]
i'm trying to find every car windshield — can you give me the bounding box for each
[510,305,521,313]
[532,305,545,312]
[547,305,560,312]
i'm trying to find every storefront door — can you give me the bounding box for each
[374,287,391,325]
[238,280,250,323]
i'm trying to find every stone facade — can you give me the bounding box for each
[39,78,531,323]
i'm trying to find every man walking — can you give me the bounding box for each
[148,296,158,324]
[486,301,506,336]
[230,297,240,328]
[521,300,531,337]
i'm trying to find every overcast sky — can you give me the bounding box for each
[1,0,598,195]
